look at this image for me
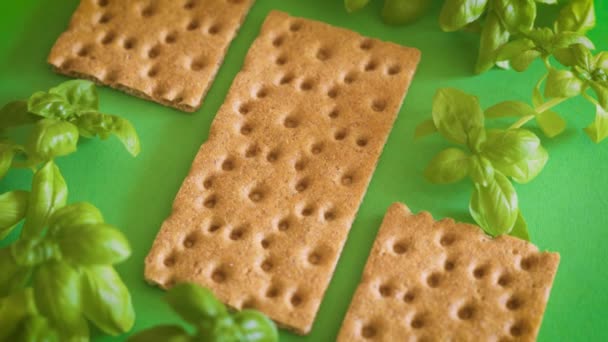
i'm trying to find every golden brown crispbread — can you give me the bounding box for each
[338,203,560,342]
[48,0,255,112]
[144,11,420,334]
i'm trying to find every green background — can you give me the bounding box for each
[1,0,607,341]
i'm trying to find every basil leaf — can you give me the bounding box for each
[432,88,484,145]
[494,0,536,32]
[544,69,584,98]
[0,288,38,341]
[18,316,60,342]
[590,82,608,110]
[0,100,38,128]
[128,325,190,342]
[233,310,279,342]
[0,144,15,179]
[165,283,228,325]
[344,0,370,12]
[81,265,135,335]
[0,190,29,240]
[74,112,140,156]
[482,129,541,165]
[510,211,530,241]
[26,119,79,161]
[199,315,241,341]
[553,48,576,67]
[49,80,99,112]
[33,262,85,336]
[469,172,518,236]
[500,145,548,184]
[424,148,469,184]
[584,103,608,143]
[22,161,68,239]
[552,32,595,50]
[481,129,548,182]
[484,101,535,118]
[572,44,594,71]
[469,154,494,186]
[536,110,566,138]
[475,11,510,74]
[414,118,437,139]
[54,223,131,265]
[595,52,608,71]
[28,92,73,120]
[527,27,554,49]
[0,247,31,297]
[439,0,489,32]
[510,49,541,72]
[555,0,595,34]
[483,129,548,183]
[381,0,432,25]
[26,80,99,121]
[48,202,104,234]
[495,39,535,62]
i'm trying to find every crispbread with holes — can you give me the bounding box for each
[144,11,420,334]
[337,203,560,341]
[48,0,255,112]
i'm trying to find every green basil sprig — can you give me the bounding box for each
[345,1,604,241]
[0,80,140,174]
[344,2,605,139]
[129,283,278,342]
[445,0,606,141]
[0,161,135,340]
[0,80,140,341]
[418,88,549,239]
[344,1,597,75]
[496,40,608,142]
[438,0,595,73]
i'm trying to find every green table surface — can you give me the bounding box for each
[1,1,607,341]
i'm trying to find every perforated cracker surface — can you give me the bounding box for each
[48,0,255,112]
[338,203,560,342]
[144,11,420,334]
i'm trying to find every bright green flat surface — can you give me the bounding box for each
[1,1,607,341]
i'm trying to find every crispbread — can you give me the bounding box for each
[338,203,560,341]
[48,0,255,112]
[144,11,420,334]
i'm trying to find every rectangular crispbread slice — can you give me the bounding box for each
[338,203,560,342]
[48,0,255,112]
[144,11,420,334]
